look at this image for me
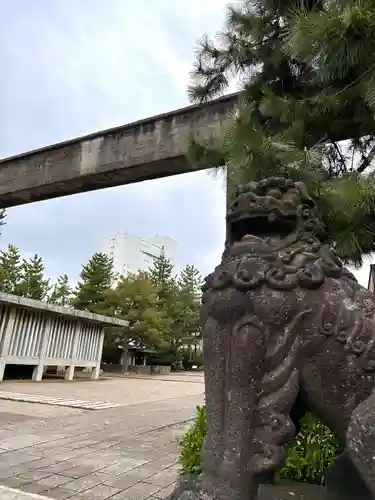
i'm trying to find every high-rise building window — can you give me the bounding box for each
[103,233,177,277]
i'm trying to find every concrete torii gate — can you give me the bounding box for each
[0,93,238,209]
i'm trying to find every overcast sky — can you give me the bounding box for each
[0,0,371,287]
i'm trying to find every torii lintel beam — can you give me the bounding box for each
[0,93,238,208]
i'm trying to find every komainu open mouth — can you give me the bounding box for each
[230,213,298,242]
[226,177,317,245]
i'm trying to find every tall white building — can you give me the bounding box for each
[103,233,178,276]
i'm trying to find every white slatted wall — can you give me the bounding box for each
[46,315,76,359]
[8,309,45,358]
[0,306,104,363]
[76,322,101,361]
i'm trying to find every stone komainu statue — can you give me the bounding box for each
[184,178,375,500]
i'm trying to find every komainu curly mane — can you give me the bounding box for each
[204,178,345,294]
[198,177,375,500]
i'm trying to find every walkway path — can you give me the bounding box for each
[0,373,205,500]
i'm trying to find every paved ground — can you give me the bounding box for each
[0,391,124,411]
[0,373,205,500]
[1,374,203,406]
[0,485,60,499]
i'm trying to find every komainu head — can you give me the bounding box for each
[226,177,326,250]
[214,177,345,290]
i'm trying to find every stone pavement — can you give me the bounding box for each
[0,485,57,499]
[1,374,203,406]
[0,373,205,499]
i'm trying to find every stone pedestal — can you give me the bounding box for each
[167,475,327,500]
[324,452,374,500]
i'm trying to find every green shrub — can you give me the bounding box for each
[179,405,206,475]
[278,412,342,485]
[147,346,178,367]
[178,406,341,485]
[191,353,204,366]
[101,346,122,364]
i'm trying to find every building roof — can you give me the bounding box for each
[0,292,128,327]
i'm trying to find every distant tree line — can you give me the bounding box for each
[0,213,203,366]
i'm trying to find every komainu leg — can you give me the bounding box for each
[199,318,228,493]
[346,390,375,499]
[200,315,267,500]
[200,314,300,500]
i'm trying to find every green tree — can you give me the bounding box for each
[49,274,73,306]
[148,253,177,339]
[73,252,115,315]
[188,0,375,266]
[0,244,23,295]
[175,265,203,354]
[148,253,176,304]
[148,255,203,353]
[178,265,203,300]
[18,254,51,300]
[108,271,169,349]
